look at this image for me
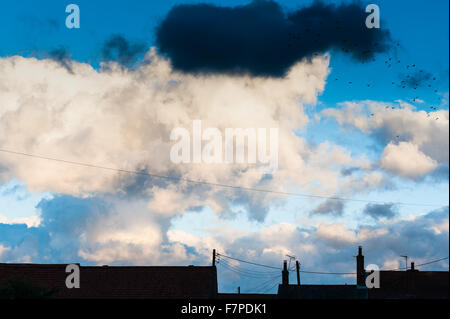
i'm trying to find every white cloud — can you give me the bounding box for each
[0,50,380,221]
[2,49,447,284]
[1,188,447,288]
[380,142,438,179]
[164,206,449,287]
[0,51,325,195]
[321,101,449,179]
[316,223,357,245]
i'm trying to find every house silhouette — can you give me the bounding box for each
[0,264,217,299]
[275,246,448,299]
[0,247,448,299]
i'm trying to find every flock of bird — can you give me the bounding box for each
[286,25,445,123]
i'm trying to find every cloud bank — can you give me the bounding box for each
[1,196,447,288]
[1,48,381,224]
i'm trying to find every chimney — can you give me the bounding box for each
[407,261,418,294]
[282,260,289,285]
[356,246,365,287]
[296,260,301,286]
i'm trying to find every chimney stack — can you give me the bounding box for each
[356,246,365,287]
[282,260,289,285]
[407,261,418,294]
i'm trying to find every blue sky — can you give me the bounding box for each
[0,0,448,293]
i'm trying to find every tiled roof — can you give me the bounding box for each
[0,263,218,299]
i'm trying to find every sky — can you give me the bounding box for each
[0,0,448,293]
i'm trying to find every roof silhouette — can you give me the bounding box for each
[0,263,217,299]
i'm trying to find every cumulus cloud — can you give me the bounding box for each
[171,207,449,288]
[0,191,447,289]
[363,203,397,220]
[0,50,315,195]
[0,195,194,265]
[0,49,379,221]
[156,0,392,77]
[322,101,449,179]
[380,142,438,179]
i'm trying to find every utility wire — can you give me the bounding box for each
[217,260,281,293]
[217,253,281,270]
[260,277,282,294]
[217,252,449,275]
[246,274,281,293]
[300,270,356,275]
[378,257,449,272]
[218,253,355,274]
[218,258,280,275]
[217,261,279,278]
[262,280,282,294]
[0,148,443,207]
[218,255,449,293]
[416,257,449,267]
[218,262,267,279]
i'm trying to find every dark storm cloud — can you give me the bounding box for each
[310,199,345,216]
[363,203,397,220]
[102,35,147,67]
[48,47,73,73]
[156,0,392,77]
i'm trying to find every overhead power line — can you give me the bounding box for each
[300,270,356,275]
[218,255,449,293]
[247,275,281,293]
[217,258,279,275]
[218,262,264,279]
[382,257,449,271]
[217,253,449,275]
[416,257,449,267]
[218,253,355,274]
[262,280,282,294]
[217,253,281,270]
[217,260,279,279]
[0,148,444,207]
